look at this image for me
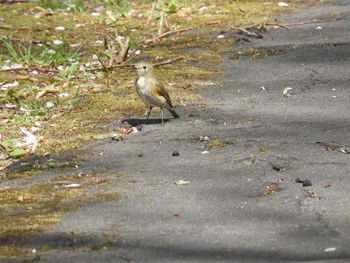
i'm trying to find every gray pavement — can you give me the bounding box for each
[5,1,350,262]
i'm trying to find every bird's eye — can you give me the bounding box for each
[143,66,147,69]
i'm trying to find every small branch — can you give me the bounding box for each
[0,65,119,73]
[252,15,347,32]
[93,48,109,72]
[0,57,184,73]
[152,56,184,67]
[284,16,347,27]
[264,23,289,30]
[206,20,222,25]
[231,26,263,39]
[0,67,59,73]
[115,36,130,65]
[0,36,47,46]
[158,10,165,36]
[145,28,193,44]
[35,86,59,99]
[231,14,348,39]
[232,35,252,43]
[252,23,289,30]
[234,0,246,13]
[146,2,156,26]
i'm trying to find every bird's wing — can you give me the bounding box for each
[151,80,173,108]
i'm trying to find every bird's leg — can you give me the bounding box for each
[161,108,164,124]
[146,106,153,119]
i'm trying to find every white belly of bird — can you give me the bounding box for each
[136,77,160,107]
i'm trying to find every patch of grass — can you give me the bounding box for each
[261,183,283,197]
[0,169,124,260]
[240,47,287,59]
[0,0,319,260]
[258,145,269,155]
[207,139,226,149]
[0,0,315,159]
[38,0,85,12]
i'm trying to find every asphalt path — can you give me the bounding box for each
[6,1,350,262]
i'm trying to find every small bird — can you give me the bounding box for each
[135,62,180,123]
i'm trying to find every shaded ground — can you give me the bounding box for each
[3,0,350,262]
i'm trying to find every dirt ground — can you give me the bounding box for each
[3,0,350,262]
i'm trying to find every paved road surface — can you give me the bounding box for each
[6,1,350,262]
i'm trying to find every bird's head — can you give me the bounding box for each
[135,62,155,77]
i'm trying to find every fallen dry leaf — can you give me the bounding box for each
[91,177,100,184]
[64,183,81,188]
[269,230,278,236]
[118,128,133,134]
[306,190,319,199]
[18,195,32,202]
[283,87,292,96]
[175,180,189,185]
[206,20,222,25]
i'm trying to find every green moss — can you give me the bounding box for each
[258,145,269,155]
[241,47,287,59]
[0,0,317,260]
[6,169,43,179]
[0,0,316,155]
[0,169,125,260]
[207,139,226,149]
[261,183,283,197]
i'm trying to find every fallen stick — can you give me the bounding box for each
[263,23,289,30]
[0,67,60,73]
[115,36,130,65]
[145,28,193,44]
[0,56,184,73]
[152,56,184,67]
[231,26,263,38]
[284,16,348,27]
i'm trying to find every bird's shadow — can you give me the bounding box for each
[122,118,172,126]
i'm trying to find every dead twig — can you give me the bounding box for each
[265,23,289,30]
[93,48,109,72]
[316,142,350,154]
[32,5,54,19]
[231,26,263,39]
[145,28,193,44]
[35,86,59,99]
[232,34,252,42]
[146,2,156,26]
[0,56,184,73]
[152,57,184,67]
[115,36,130,65]
[231,22,289,39]
[206,20,222,25]
[158,10,165,36]
[0,67,60,73]
[0,36,47,46]
[234,0,246,13]
[284,15,348,27]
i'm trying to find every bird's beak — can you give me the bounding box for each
[125,64,137,69]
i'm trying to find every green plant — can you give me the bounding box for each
[0,37,44,67]
[40,39,82,68]
[0,140,28,158]
[0,37,21,64]
[59,63,79,79]
[38,0,85,12]
[157,0,178,13]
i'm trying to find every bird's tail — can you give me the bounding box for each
[168,108,180,119]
